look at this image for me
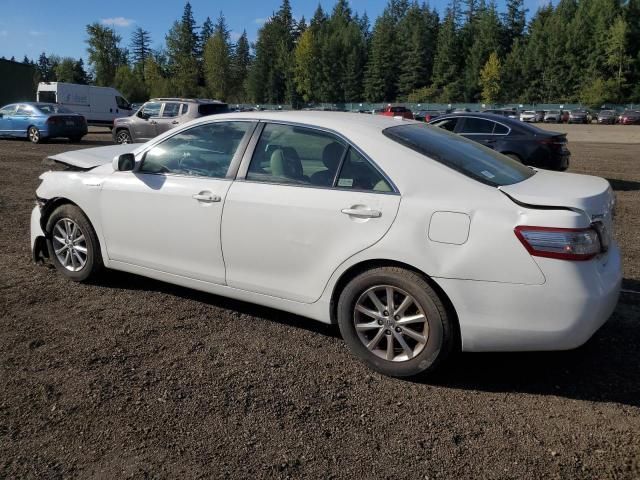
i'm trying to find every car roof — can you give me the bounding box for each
[149,98,227,104]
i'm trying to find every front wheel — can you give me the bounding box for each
[115,129,132,144]
[28,126,42,144]
[46,204,103,282]
[337,267,456,377]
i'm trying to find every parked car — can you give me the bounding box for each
[429,112,570,170]
[0,102,87,143]
[37,82,132,127]
[413,110,441,122]
[379,106,414,119]
[519,110,537,122]
[568,109,589,124]
[31,111,620,378]
[544,110,562,123]
[619,110,640,125]
[596,110,617,124]
[113,98,229,144]
[483,109,518,119]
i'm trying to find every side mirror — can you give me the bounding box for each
[113,153,135,172]
[137,111,150,120]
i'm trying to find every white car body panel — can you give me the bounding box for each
[31,111,622,353]
[48,143,143,170]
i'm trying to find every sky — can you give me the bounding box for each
[0,0,546,63]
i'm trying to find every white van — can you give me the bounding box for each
[37,82,133,127]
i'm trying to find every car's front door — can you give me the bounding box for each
[154,102,182,135]
[99,121,255,284]
[221,122,401,303]
[12,104,35,135]
[131,102,162,142]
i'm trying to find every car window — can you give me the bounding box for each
[115,96,130,110]
[180,103,189,115]
[140,122,252,178]
[493,123,509,134]
[0,105,16,115]
[141,102,161,118]
[337,147,392,192]
[35,104,73,114]
[198,103,229,116]
[431,118,458,132]
[383,123,535,187]
[15,105,34,116]
[246,123,347,187]
[459,118,495,134]
[162,102,181,118]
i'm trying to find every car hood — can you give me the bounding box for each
[499,169,614,221]
[47,143,144,170]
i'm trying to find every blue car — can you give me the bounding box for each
[0,102,88,143]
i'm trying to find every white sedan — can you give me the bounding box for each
[31,111,622,377]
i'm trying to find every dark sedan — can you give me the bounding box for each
[597,110,617,124]
[428,113,570,171]
[0,102,87,143]
[413,110,442,122]
[568,110,589,124]
[619,110,640,125]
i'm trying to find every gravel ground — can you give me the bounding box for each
[1,129,639,479]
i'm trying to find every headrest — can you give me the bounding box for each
[322,142,345,170]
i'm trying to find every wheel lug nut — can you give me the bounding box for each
[394,315,400,320]
[383,311,389,316]
[385,329,391,335]
[377,319,383,325]
[395,327,402,333]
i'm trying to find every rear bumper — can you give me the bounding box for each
[44,125,88,139]
[436,244,622,352]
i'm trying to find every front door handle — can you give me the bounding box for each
[341,207,382,218]
[171,120,179,125]
[192,192,221,203]
[150,120,157,125]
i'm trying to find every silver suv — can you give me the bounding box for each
[112,98,228,144]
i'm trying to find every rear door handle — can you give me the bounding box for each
[341,208,382,218]
[171,120,179,124]
[192,192,221,203]
[150,120,157,125]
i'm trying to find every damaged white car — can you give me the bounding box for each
[31,112,622,377]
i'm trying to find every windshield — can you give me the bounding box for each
[35,104,74,114]
[383,123,535,187]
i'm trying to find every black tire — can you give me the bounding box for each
[115,129,132,144]
[45,204,103,282]
[337,267,456,377]
[69,136,83,143]
[28,126,43,144]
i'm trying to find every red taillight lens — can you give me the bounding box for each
[515,226,602,261]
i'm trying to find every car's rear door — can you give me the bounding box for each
[221,122,401,303]
[154,102,182,134]
[99,121,256,284]
[457,117,501,149]
[0,105,16,134]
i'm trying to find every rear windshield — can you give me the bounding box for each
[35,104,73,114]
[383,123,535,187]
[198,103,229,116]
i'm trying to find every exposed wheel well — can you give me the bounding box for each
[329,259,461,349]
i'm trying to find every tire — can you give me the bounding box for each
[115,129,132,144]
[28,126,42,144]
[69,136,83,143]
[45,204,103,282]
[337,267,456,377]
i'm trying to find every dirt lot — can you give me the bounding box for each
[1,128,639,479]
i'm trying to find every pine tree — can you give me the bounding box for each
[364,4,402,102]
[201,17,214,44]
[606,16,631,103]
[502,0,527,48]
[203,13,232,100]
[130,27,152,77]
[431,9,463,101]
[166,1,200,96]
[37,53,53,81]
[231,30,251,102]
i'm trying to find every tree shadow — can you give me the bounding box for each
[606,178,640,192]
[98,270,639,407]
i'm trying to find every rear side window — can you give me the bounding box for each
[431,118,458,132]
[198,103,229,116]
[459,118,495,134]
[162,102,180,118]
[16,105,34,115]
[337,148,392,192]
[383,124,535,187]
[493,123,509,134]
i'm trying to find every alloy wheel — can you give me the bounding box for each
[117,131,131,144]
[52,218,88,272]
[353,285,429,362]
[28,127,40,143]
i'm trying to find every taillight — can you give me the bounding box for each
[47,116,60,125]
[514,226,602,261]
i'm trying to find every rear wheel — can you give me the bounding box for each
[28,126,42,144]
[337,267,455,377]
[46,205,103,282]
[115,129,132,144]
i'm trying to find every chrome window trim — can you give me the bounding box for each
[234,119,400,195]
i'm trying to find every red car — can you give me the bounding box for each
[379,106,414,120]
[619,110,640,125]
